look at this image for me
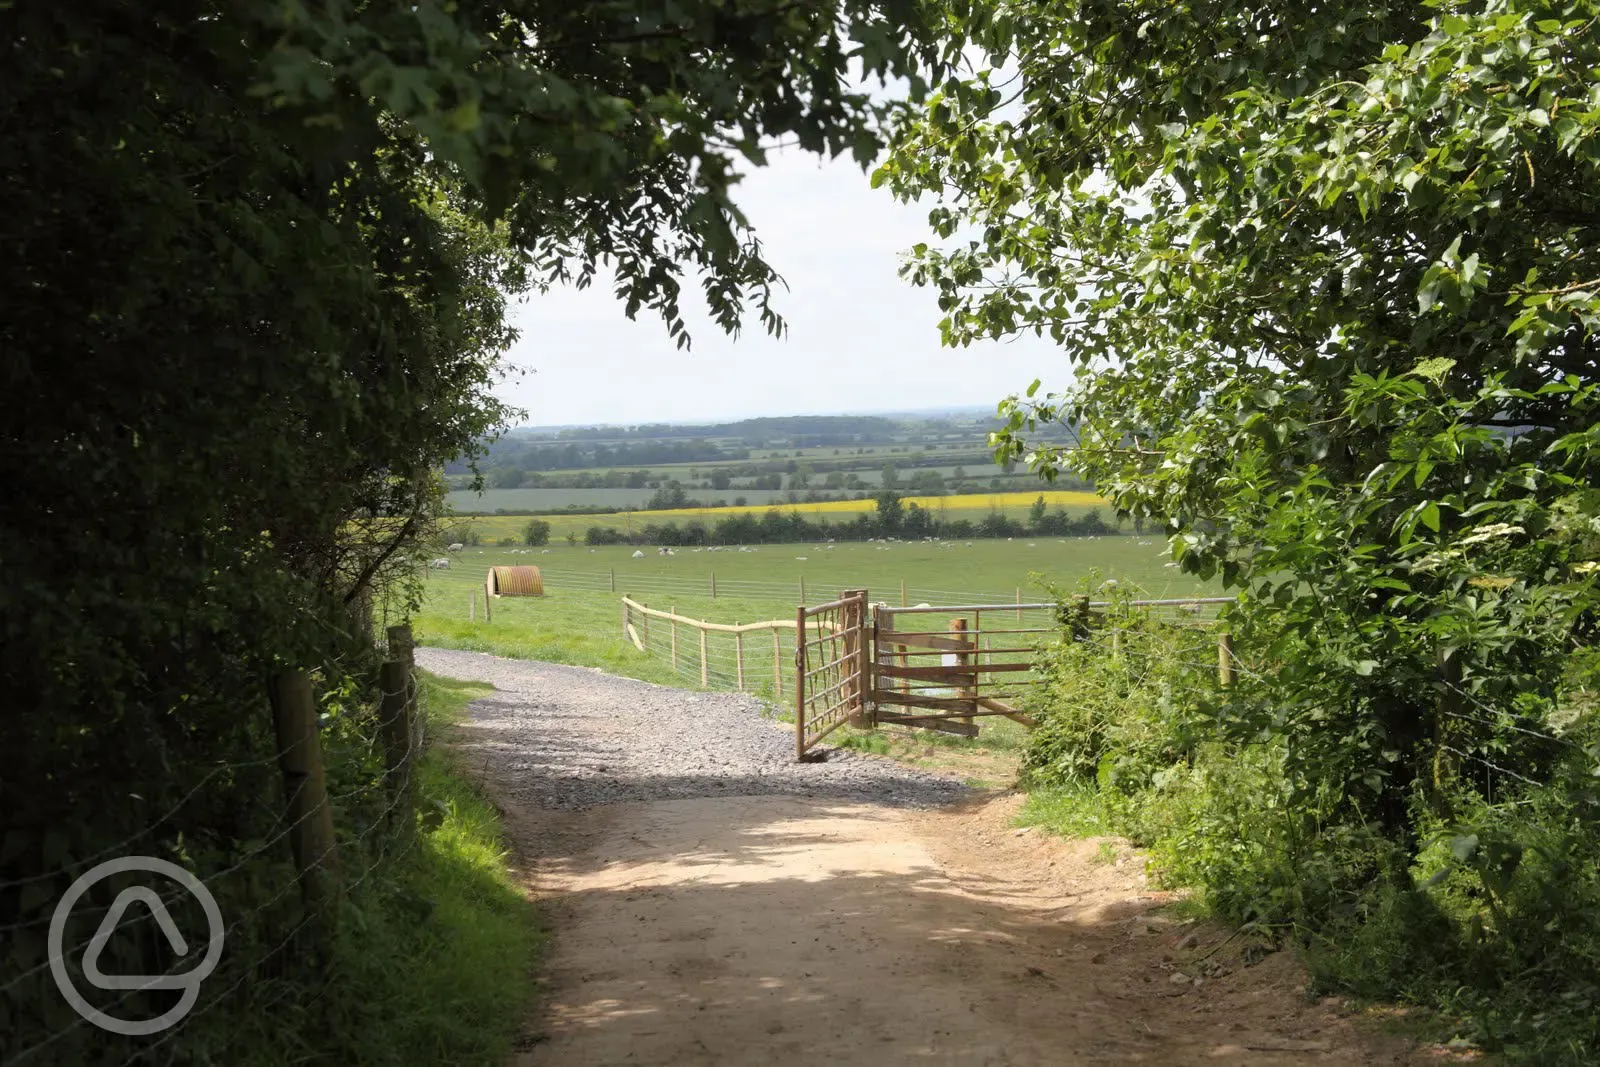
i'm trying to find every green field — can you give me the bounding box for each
[411,538,1214,697]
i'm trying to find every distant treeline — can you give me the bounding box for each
[449,412,1087,483]
[536,414,906,444]
[448,438,742,477]
[581,499,1128,546]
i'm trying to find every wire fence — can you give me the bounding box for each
[2,632,427,1067]
[421,557,1073,613]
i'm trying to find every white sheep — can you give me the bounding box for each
[429,558,450,569]
[446,542,464,552]
[631,549,645,558]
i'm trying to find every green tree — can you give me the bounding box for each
[523,519,552,546]
[490,466,525,489]
[882,0,1600,1049]
[881,461,901,491]
[875,490,904,531]
[1028,494,1047,528]
[3,1,954,1058]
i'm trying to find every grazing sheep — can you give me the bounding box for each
[631,549,645,558]
[446,542,464,552]
[429,558,450,569]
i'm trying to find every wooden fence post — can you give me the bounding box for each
[900,577,907,607]
[735,626,745,690]
[483,580,491,623]
[385,622,417,746]
[270,670,341,911]
[799,575,805,603]
[859,596,875,726]
[699,625,709,688]
[670,607,678,672]
[951,617,974,725]
[794,605,808,760]
[711,571,717,599]
[379,657,415,812]
[1015,588,1022,621]
[973,607,983,682]
[620,597,628,639]
[386,623,415,668]
[773,630,783,698]
[641,602,649,648]
[1218,632,1235,688]
[609,568,615,592]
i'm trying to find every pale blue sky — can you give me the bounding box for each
[495,147,1068,427]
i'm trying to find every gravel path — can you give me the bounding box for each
[416,647,971,810]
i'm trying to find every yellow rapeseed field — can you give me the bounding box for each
[642,489,1104,520]
[453,490,1107,543]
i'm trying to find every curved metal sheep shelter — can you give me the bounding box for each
[486,565,543,598]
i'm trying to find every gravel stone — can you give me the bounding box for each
[416,647,973,811]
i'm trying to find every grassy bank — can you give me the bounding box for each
[239,671,540,1065]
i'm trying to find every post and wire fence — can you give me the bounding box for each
[422,558,1066,619]
[3,626,428,1066]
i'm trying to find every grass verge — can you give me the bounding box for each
[275,671,539,1065]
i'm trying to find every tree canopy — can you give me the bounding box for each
[1,1,950,1057]
[880,0,1600,1051]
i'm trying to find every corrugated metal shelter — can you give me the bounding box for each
[486,565,543,597]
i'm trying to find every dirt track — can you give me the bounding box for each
[419,649,1425,1066]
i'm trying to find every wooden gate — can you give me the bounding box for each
[791,592,1233,758]
[794,589,869,759]
[870,601,1057,735]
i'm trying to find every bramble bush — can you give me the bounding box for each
[1022,584,1600,1060]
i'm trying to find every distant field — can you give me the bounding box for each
[410,537,1213,700]
[445,487,798,512]
[446,475,1053,514]
[418,536,1206,622]
[446,490,1113,543]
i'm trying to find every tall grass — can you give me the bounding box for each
[205,671,539,1065]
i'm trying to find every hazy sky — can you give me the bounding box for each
[496,147,1069,427]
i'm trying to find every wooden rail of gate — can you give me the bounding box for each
[794,589,869,759]
[871,597,1235,735]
